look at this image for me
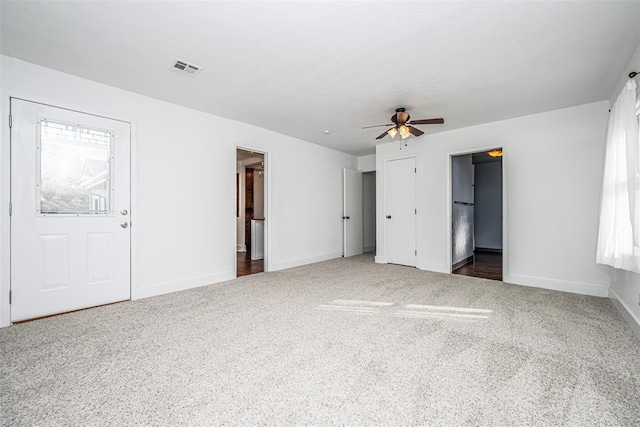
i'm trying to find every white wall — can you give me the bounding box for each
[376,101,610,297]
[607,41,640,338]
[451,154,474,265]
[474,161,503,250]
[0,55,356,325]
[357,154,376,172]
[362,172,376,252]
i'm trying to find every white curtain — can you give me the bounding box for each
[596,79,640,273]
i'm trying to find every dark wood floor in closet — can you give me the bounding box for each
[237,251,264,277]
[452,251,502,281]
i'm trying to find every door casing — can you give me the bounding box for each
[445,146,508,277]
[235,145,270,275]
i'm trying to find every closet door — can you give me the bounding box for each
[385,157,416,267]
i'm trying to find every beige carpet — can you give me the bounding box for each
[1,254,639,425]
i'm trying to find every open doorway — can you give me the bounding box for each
[363,171,376,254]
[450,149,503,281]
[342,169,376,257]
[236,148,266,277]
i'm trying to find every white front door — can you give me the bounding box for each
[10,99,131,322]
[385,157,416,267]
[343,168,363,257]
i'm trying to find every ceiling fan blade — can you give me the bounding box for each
[409,118,444,125]
[362,123,394,129]
[408,126,424,137]
[376,129,392,140]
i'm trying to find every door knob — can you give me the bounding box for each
[120,209,128,216]
[120,222,129,228]
[386,215,392,219]
[343,216,351,219]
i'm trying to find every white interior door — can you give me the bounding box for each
[343,168,363,257]
[385,157,416,267]
[10,99,131,322]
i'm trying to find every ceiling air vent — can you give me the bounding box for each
[169,58,203,78]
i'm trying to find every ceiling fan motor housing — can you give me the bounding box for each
[392,107,410,124]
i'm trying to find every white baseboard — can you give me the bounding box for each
[504,273,608,297]
[137,270,235,299]
[236,245,246,252]
[271,252,343,271]
[374,255,386,264]
[609,287,640,341]
[364,245,376,253]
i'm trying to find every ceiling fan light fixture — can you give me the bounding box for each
[488,149,503,157]
[398,124,410,138]
[387,127,398,138]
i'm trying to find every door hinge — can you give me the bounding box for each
[415,208,417,214]
[8,202,12,216]
[8,114,12,128]
[414,167,416,173]
[415,250,417,255]
[8,290,11,304]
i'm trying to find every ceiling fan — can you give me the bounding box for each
[363,107,444,140]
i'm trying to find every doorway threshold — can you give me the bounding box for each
[452,250,502,281]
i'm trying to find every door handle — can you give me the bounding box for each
[120,222,129,228]
[120,209,128,216]
[386,215,392,219]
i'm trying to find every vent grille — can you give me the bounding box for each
[170,58,202,77]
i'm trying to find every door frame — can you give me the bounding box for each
[0,91,138,328]
[380,153,418,265]
[235,145,270,274]
[445,146,508,278]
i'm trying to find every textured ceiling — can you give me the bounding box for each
[1,1,639,156]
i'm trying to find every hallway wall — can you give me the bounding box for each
[363,172,376,252]
[474,161,503,250]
